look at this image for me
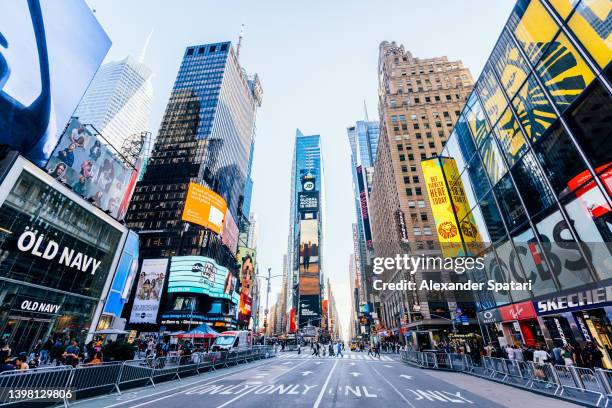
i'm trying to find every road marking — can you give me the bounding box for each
[384,364,393,368]
[101,359,270,408]
[400,374,413,380]
[301,371,313,376]
[408,390,474,404]
[313,359,339,408]
[349,372,361,377]
[371,366,416,408]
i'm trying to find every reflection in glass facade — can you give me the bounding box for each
[442,0,611,349]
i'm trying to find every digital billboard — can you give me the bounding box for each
[0,1,111,166]
[46,118,137,220]
[129,258,168,324]
[221,211,238,254]
[299,219,320,295]
[298,191,319,213]
[422,157,482,257]
[182,182,227,234]
[103,230,139,318]
[356,165,373,249]
[237,247,256,324]
[299,295,321,327]
[167,256,239,304]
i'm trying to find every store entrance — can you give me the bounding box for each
[2,316,53,354]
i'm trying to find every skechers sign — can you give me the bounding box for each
[16,230,101,274]
[535,285,612,315]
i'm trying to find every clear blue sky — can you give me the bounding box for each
[87,0,516,338]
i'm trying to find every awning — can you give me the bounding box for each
[177,324,220,339]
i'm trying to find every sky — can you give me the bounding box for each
[87,0,516,339]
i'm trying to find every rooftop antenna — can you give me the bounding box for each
[236,24,245,60]
[363,100,369,122]
[139,29,154,63]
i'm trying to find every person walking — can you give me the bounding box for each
[374,343,381,359]
[312,342,318,356]
[336,342,343,358]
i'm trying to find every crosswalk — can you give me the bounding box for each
[276,353,395,361]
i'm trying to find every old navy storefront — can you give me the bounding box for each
[0,157,127,353]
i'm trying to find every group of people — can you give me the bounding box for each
[486,341,605,369]
[309,341,345,357]
[0,337,106,373]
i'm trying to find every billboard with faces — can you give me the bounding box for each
[45,118,137,220]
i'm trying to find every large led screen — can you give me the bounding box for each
[168,256,239,304]
[0,0,111,166]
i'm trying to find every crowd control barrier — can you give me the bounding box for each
[401,350,612,407]
[0,345,276,407]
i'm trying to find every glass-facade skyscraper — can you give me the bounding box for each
[286,130,324,332]
[435,0,611,363]
[125,41,262,331]
[347,120,379,331]
[73,55,153,153]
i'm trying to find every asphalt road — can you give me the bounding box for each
[74,351,581,408]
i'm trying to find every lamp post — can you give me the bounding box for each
[258,268,283,345]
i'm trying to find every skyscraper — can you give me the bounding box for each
[73,55,153,153]
[370,42,474,339]
[347,119,379,336]
[125,41,262,332]
[286,130,324,332]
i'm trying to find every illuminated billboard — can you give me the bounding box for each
[168,256,239,304]
[129,258,168,324]
[182,182,227,234]
[356,165,373,248]
[422,157,482,257]
[299,295,321,328]
[299,218,320,295]
[237,247,256,324]
[46,118,137,220]
[0,0,111,166]
[221,211,238,254]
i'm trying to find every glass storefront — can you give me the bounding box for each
[0,166,124,353]
[441,0,611,350]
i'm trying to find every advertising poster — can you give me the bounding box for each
[221,211,239,254]
[422,157,482,257]
[299,295,321,328]
[129,258,168,324]
[237,246,256,324]
[46,118,137,220]
[298,191,319,213]
[299,219,320,295]
[182,182,227,234]
[0,1,111,166]
[168,256,239,304]
[356,165,373,248]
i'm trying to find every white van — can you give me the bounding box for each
[212,330,252,351]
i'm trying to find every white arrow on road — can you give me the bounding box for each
[315,362,324,365]
[349,372,361,377]
[400,374,413,380]
[384,364,393,368]
[302,371,313,376]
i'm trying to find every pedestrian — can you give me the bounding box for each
[583,342,604,369]
[40,338,53,365]
[336,342,343,358]
[367,345,373,357]
[572,343,585,367]
[533,346,550,364]
[63,341,80,367]
[374,343,381,358]
[552,344,563,365]
[562,345,574,366]
[514,346,524,362]
[505,344,515,360]
[328,343,334,357]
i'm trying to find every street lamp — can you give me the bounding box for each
[257,268,283,345]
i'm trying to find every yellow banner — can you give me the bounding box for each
[422,158,482,257]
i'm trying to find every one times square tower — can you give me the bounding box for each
[125,42,262,330]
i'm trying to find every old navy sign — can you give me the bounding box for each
[17,230,102,274]
[20,299,61,315]
[535,285,612,316]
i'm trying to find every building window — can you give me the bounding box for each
[417,200,425,208]
[401,165,408,172]
[406,188,413,196]
[399,154,406,161]
[420,213,428,221]
[415,187,422,195]
[408,154,414,161]
[412,176,419,183]
[408,201,416,208]
[404,176,410,184]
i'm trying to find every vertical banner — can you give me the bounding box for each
[422,157,481,257]
[237,247,256,324]
[129,258,168,324]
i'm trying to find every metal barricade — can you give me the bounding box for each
[554,365,605,406]
[528,362,560,394]
[0,366,73,407]
[71,362,122,395]
[117,358,154,389]
[149,356,180,386]
[595,368,612,407]
[176,353,201,378]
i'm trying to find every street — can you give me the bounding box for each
[73,351,582,408]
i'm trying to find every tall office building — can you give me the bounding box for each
[73,55,153,153]
[286,130,324,332]
[435,0,611,363]
[125,41,262,332]
[347,120,379,337]
[370,42,474,340]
